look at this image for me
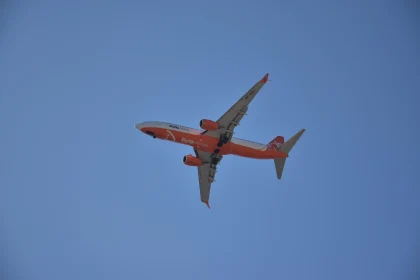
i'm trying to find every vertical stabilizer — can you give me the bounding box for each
[267,136,284,150]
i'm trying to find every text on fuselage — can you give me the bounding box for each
[181,138,208,147]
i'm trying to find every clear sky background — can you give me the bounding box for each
[1,1,419,279]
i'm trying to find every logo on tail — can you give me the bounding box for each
[272,141,282,149]
[268,136,284,150]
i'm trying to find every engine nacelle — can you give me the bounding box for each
[183,155,202,166]
[200,119,219,130]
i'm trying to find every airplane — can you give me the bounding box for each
[135,73,305,208]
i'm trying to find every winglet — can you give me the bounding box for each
[203,201,210,209]
[260,73,269,84]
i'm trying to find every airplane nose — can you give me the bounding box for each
[135,122,145,131]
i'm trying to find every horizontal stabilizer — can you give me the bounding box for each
[273,128,305,180]
[280,129,305,154]
[274,158,286,179]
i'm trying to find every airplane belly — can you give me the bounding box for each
[161,129,220,151]
[230,143,285,159]
[146,128,284,158]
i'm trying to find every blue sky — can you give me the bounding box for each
[0,0,419,279]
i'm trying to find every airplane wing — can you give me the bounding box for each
[202,73,269,141]
[194,148,223,208]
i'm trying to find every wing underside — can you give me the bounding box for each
[194,149,223,208]
[202,73,269,141]
[194,74,269,208]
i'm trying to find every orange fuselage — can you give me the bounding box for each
[136,121,288,159]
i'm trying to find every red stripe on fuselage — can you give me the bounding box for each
[141,127,287,159]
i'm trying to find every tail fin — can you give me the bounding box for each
[267,136,284,150]
[273,129,305,180]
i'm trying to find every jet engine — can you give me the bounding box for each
[183,155,202,166]
[199,119,219,130]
